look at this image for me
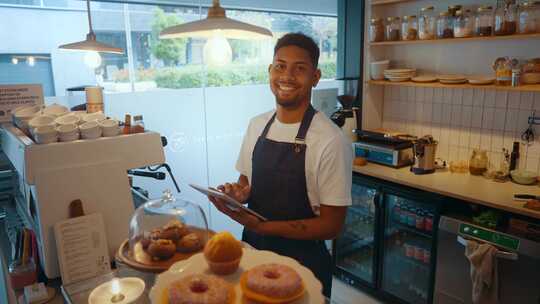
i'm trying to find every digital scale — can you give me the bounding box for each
[353,130,414,168]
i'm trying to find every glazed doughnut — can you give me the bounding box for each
[168,274,234,304]
[176,233,203,253]
[147,239,176,260]
[240,263,305,303]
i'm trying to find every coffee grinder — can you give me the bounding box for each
[330,77,361,142]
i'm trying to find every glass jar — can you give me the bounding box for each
[419,6,436,40]
[437,11,454,38]
[402,15,418,40]
[495,0,518,35]
[469,149,489,175]
[448,5,463,17]
[369,18,385,42]
[519,2,538,33]
[493,57,513,86]
[386,17,401,41]
[454,10,474,37]
[476,5,494,36]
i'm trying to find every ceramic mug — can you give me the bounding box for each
[57,124,79,142]
[80,121,102,139]
[99,119,120,137]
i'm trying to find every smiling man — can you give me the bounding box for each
[209,32,352,297]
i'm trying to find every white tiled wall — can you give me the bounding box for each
[381,86,540,173]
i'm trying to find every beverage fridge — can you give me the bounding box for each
[333,173,441,304]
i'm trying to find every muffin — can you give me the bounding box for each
[159,219,190,241]
[204,232,243,275]
[176,233,203,253]
[147,239,176,260]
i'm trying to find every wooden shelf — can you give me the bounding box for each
[371,0,414,5]
[368,80,540,92]
[369,33,540,46]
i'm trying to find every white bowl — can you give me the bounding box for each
[99,119,120,137]
[55,114,80,126]
[102,126,121,137]
[29,115,56,131]
[34,126,58,144]
[56,123,78,135]
[80,121,102,139]
[82,112,106,123]
[370,60,390,80]
[14,105,41,118]
[59,132,80,142]
[42,104,69,117]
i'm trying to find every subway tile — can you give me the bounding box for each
[448,146,459,161]
[471,107,483,128]
[480,129,492,151]
[507,91,521,109]
[440,125,451,145]
[392,86,401,101]
[451,105,462,126]
[441,104,452,124]
[452,88,463,105]
[443,88,453,104]
[384,86,392,101]
[423,103,433,123]
[399,101,408,118]
[422,124,432,136]
[438,143,449,160]
[459,147,471,161]
[482,107,495,130]
[527,139,540,157]
[432,103,443,123]
[416,87,425,103]
[407,103,416,121]
[431,124,442,140]
[408,87,416,102]
[491,152,503,169]
[495,91,508,109]
[503,131,517,150]
[520,92,534,110]
[504,108,519,132]
[459,127,471,147]
[383,101,393,118]
[424,87,434,102]
[463,88,473,106]
[491,131,504,152]
[534,92,540,110]
[493,108,507,131]
[461,106,472,127]
[434,88,444,103]
[470,128,482,148]
[473,89,485,107]
[416,102,424,122]
[450,128,460,146]
[400,86,408,101]
[483,89,495,107]
[525,156,539,173]
[518,110,532,135]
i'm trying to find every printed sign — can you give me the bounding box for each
[0,84,44,122]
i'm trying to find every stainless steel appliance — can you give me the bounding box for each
[411,136,437,175]
[434,216,540,304]
[353,130,414,168]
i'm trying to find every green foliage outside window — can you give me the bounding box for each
[150,8,187,66]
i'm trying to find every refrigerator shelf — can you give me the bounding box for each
[390,221,433,239]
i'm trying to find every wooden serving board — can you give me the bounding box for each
[116,228,215,273]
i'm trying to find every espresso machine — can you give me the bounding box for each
[410,135,438,174]
[330,78,361,142]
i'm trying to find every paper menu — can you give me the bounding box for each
[54,213,111,285]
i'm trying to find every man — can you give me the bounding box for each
[209,32,352,297]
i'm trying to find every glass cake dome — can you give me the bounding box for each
[128,189,209,261]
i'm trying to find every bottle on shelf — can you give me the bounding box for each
[475,5,494,36]
[369,18,385,42]
[402,15,418,40]
[495,0,518,36]
[510,141,520,171]
[123,114,132,135]
[454,9,474,38]
[437,11,454,39]
[419,6,436,40]
[132,115,145,133]
[415,209,425,230]
[386,17,401,41]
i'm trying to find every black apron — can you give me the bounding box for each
[242,105,333,297]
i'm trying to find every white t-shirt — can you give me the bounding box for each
[236,110,353,215]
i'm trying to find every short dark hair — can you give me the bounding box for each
[274,32,320,67]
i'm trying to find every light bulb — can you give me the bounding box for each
[11,57,18,65]
[203,31,232,66]
[84,51,102,69]
[27,56,35,67]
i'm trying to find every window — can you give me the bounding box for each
[0,54,55,96]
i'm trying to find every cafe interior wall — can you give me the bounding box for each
[366,0,540,173]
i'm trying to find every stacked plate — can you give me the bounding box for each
[438,74,467,84]
[384,69,416,82]
[468,76,495,85]
[412,75,438,83]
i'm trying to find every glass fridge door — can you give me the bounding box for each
[380,193,436,304]
[334,181,378,286]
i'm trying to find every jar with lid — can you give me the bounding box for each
[519,2,539,33]
[495,0,518,35]
[437,11,454,38]
[402,15,418,40]
[369,18,385,42]
[419,6,436,40]
[469,149,489,175]
[476,6,494,36]
[448,5,463,17]
[493,57,513,86]
[386,17,401,41]
[454,10,474,38]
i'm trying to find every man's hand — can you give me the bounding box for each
[216,182,251,204]
[208,194,261,231]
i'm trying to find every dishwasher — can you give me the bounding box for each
[434,215,540,304]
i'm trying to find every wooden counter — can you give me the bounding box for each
[353,164,540,220]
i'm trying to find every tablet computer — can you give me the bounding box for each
[189,183,268,222]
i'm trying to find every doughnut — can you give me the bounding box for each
[167,274,235,304]
[160,220,190,241]
[176,233,203,253]
[147,239,176,260]
[240,263,305,304]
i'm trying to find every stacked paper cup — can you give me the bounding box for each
[85,86,104,113]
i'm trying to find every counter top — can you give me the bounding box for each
[353,164,540,220]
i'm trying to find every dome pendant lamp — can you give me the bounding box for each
[58,0,123,54]
[159,0,273,40]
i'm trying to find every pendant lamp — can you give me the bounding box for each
[159,0,273,40]
[58,0,123,54]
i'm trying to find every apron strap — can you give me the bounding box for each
[260,112,277,138]
[295,105,317,142]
